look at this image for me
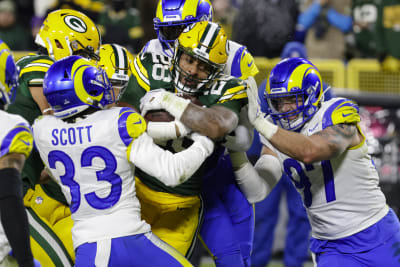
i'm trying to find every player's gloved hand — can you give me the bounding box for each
[246,78,263,124]
[140,89,190,120]
[189,132,215,155]
[381,55,400,72]
[139,89,167,115]
[224,106,254,152]
[246,79,278,140]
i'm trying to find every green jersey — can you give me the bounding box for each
[121,52,247,195]
[375,0,400,58]
[7,54,67,204]
[351,0,380,57]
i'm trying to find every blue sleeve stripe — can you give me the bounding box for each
[0,123,32,157]
[230,46,246,78]
[322,99,358,129]
[118,108,136,146]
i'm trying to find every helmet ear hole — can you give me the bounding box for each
[55,39,63,49]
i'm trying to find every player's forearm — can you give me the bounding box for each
[230,151,281,203]
[0,168,34,267]
[181,105,238,139]
[130,133,214,186]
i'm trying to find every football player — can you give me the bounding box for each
[7,9,101,267]
[0,47,35,266]
[32,55,214,266]
[120,19,272,267]
[247,57,400,266]
[125,1,263,266]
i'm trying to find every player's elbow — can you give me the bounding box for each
[299,147,320,165]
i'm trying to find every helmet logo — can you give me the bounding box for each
[64,15,87,33]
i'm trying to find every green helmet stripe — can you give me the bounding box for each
[111,44,128,75]
[197,23,220,54]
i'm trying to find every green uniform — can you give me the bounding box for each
[121,51,247,196]
[351,0,380,58]
[7,54,67,204]
[7,54,74,267]
[375,0,400,59]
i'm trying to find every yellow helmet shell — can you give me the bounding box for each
[97,43,132,83]
[35,9,101,61]
[177,21,228,66]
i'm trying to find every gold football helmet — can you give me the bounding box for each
[171,21,228,95]
[35,9,101,61]
[97,44,133,100]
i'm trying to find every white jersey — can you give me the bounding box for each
[0,110,33,261]
[260,98,388,240]
[32,107,212,248]
[142,39,258,80]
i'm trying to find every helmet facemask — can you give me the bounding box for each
[171,46,224,95]
[266,81,322,131]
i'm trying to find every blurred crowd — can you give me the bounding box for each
[1,0,400,70]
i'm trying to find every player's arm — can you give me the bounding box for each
[230,145,282,204]
[267,123,361,164]
[29,85,52,115]
[22,57,55,115]
[180,104,239,139]
[0,153,34,266]
[120,108,214,186]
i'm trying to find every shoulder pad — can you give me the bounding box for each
[217,77,247,103]
[322,98,360,129]
[227,41,259,79]
[1,122,33,158]
[118,107,147,147]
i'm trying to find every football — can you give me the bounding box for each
[144,109,175,122]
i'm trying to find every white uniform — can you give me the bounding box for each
[0,110,33,261]
[32,107,212,249]
[260,98,388,240]
[142,39,258,80]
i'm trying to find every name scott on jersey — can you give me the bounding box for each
[51,125,93,146]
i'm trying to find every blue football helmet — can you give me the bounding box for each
[154,0,213,48]
[0,48,19,109]
[44,55,114,119]
[263,57,324,131]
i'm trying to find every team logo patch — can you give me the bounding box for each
[64,15,87,33]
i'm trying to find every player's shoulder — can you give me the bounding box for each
[319,97,360,129]
[0,110,33,157]
[17,53,54,69]
[225,40,258,79]
[113,107,147,146]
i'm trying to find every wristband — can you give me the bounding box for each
[162,93,190,120]
[253,116,278,140]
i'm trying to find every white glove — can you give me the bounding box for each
[140,89,190,120]
[189,132,215,155]
[246,77,263,124]
[140,89,168,115]
[246,77,278,140]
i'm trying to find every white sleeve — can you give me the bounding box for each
[234,154,282,203]
[129,132,214,187]
[147,120,191,142]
